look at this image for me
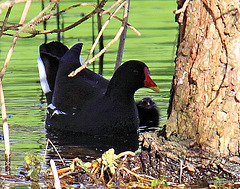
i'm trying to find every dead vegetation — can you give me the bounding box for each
[1,134,240,188]
[1,0,240,188]
[0,0,139,173]
[45,149,166,188]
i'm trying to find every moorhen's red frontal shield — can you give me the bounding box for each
[143,67,160,93]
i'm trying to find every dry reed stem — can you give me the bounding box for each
[50,159,61,189]
[0,1,56,78]
[0,174,27,182]
[69,25,125,77]
[0,4,57,155]
[0,7,12,38]
[0,0,28,10]
[103,12,141,36]
[0,37,18,79]
[46,149,157,188]
[1,0,32,174]
[0,0,140,176]
[86,0,126,62]
[115,0,130,70]
[27,1,59,27]
[19,0,31,25]
[71,158,99,183]
[58,172,73,179]
[0,78,10,174]
[100,0,122,16]
[69,0,133,77]
[1,1,141,38]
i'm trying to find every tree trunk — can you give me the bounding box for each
[166,0,240,156]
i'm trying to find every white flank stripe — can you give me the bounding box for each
[48,103,56,110]
[52,110,67,116]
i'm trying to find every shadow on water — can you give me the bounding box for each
[45,130,139,162]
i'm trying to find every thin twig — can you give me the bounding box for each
[115,0,130,71]
[106,154,128,186]
[1,1,58,38]
[47,139,65,167]
[71,158,99,183]
[119,165,154,182]
[38,0,107,35]
[115,151,135,159]
[0,6,12,38]
[86,1,126,62]
[0,0,55,79]
[1,15,141,39]
[100,7,141,36]
[1,1,141,38]
[29,1,58,26]
[69,25,125,77]
[1,0,32,175]
[53,3,97,16]
[107,13,141,36]
[0,0,28,10]
[100,0,122,16]
[68,1,128,77]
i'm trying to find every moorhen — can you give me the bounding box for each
[38,42,160,135]
[38,41,69,104]
[137,97,159,127]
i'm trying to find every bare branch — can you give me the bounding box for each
[101,0,122,16]
[0,7,12,38]
[115,0,130,70]
[0,0,28,10]
[0,0,33,175]
[86,1,126,63]
[69,0,130,77]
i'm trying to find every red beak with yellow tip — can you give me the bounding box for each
[143,67,160,93]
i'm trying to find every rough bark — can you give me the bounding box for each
[166,0,240,156]
[137,133,240,184]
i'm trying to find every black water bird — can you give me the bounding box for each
[38,41,160,135]
[137,97,159,128]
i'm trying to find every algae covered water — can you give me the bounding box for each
[0,0,177,176]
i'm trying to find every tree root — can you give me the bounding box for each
[137,132,240,185]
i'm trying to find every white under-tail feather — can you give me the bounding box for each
[79,55,84,65]
[37,56,51,94]
[37,53,84,94]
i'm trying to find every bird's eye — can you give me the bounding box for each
[133,69,139,75]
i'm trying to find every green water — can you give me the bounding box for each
[0,0,177,176]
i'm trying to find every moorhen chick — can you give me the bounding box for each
[137,97,159,128]
[38,42,160,135]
